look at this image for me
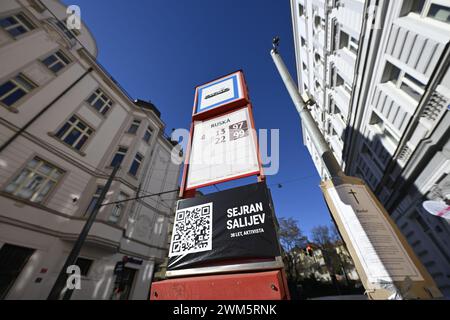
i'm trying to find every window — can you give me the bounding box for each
[400,0,425,16]
[382,61,401,83]
[382,61,425,102]
[0,73,36,107]
[5,157,63,203]
[55,116,93,150]
[339,30,349,49]
[314,15,322,29]
[111,147,128,167]
[109,192,128,223]
[41,50,71,73]
[314,52,321,64]
[55,20,77,40]
[315,80,321,90]
[143,126,153,143]
[75,257,93,276]
[401,1,450,23]
[129,153,143,176]
[369,111,382,126]
[127,119,141,134]
[333,104,342,116]
[427,4,450,23]
[84,185,103,216]
[335,73,345,87]
[298,3,304,16]
[369,111,398,147]
[110,147,128,167]
[300,36,306,47]
[349,37,359,54]
[0,13,35,38]
[86,88,113,115]
[344,82,352,94]
[338,30,359,54]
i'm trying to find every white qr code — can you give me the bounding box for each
[168,202,213,257]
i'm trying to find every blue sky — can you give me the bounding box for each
[63,0,333,238]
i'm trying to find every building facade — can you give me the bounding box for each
[0,0,181,299]
[291,0,450,296]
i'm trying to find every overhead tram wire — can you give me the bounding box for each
[267,174,317,188]
[101,188,180,207]
[101,175,318,207]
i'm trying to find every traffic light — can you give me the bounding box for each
[306,245,314,257]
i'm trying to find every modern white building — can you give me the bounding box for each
[0,0,182,299]
[291,0,450,296]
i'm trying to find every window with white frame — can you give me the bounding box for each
[55,116,94,150]
[86,88,113,115]
[110,146,128,167]
[129,153,143,176]
[127,119,141,134]
[143,126,153,143]
[0,12,35,38]
[5,157,63,203]
[0,73,36,107]
[339,30,359,54]
[109,192,128,223]
[401,0,450,24]
[41,50,71,73]
[84,185,103,216]
[427,3,450,23]
[382,61,425,102]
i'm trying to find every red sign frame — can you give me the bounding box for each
[180,72,264,198]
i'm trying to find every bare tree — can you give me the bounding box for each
[311,224,357,289]
[278,217,307,282]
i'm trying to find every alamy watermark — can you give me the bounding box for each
[66,5,81,30]
[170,128,280,175]
[65,264,81,290]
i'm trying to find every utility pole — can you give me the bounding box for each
[270,37,442,299]
[47,164,120,300]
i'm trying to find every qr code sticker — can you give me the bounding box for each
[169,202,213,257]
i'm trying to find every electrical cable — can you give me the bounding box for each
[101,188,179,206]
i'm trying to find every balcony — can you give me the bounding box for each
[335,1,364,36]
[334,48,356,85]
[387,14,449,79]
[371,82,414,136]
[333,85,350,118]
[329,134,343,160]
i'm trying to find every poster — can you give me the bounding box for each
[326,184,424,284]
[168,182,280,271]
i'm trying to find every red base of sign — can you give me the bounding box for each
[150,270,290,300]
